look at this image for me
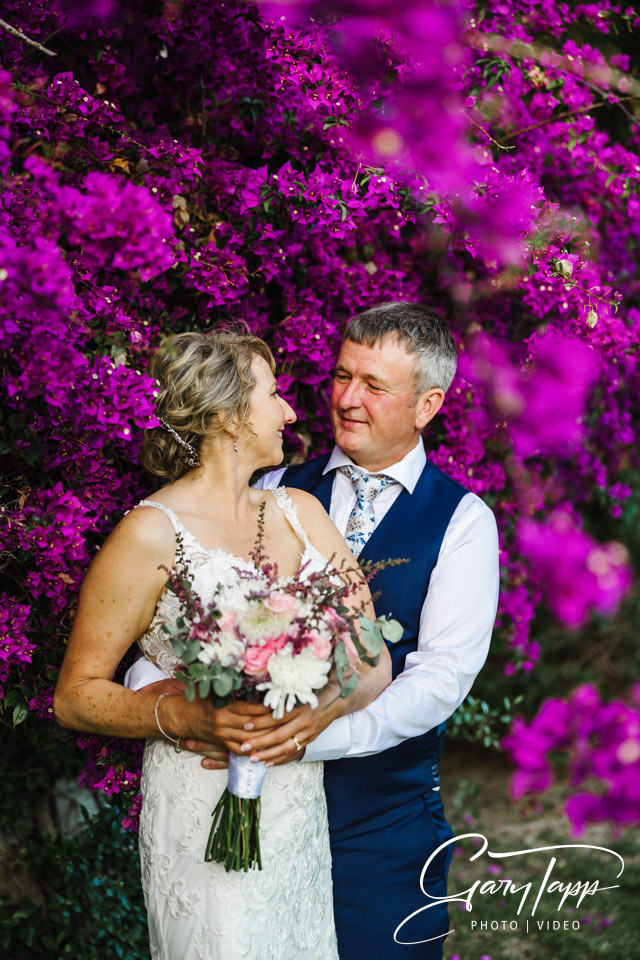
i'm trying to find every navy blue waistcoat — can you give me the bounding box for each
[281,452,468,822]
[281,453,469,957]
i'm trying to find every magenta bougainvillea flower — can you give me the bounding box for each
[503,685,640,834]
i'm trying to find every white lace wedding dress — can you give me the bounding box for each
[132,489,339,960]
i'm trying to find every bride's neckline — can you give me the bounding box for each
[136,490,320,576]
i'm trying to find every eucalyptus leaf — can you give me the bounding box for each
[334,641,349,685]
[182,639,201,662]
[188,663,207,681]
[213,673,233,698]
[377,616,403,644]
[171,638,186,658]
[358,617,384,655]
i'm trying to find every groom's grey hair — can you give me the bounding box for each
[344,301,457,398]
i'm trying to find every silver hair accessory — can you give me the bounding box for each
[233,437,239,454]
[158,417,201,468]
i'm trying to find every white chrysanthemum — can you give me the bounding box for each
[256,645,332,719]
[197,632,244,668]
[215,579,264,613]
[238,603,292,646]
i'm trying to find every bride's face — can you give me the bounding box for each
[244,355,296,466]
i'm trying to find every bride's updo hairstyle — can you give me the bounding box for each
[142,328,275,482]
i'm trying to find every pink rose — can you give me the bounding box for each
[304,629,332,662]
[243,635,288,677]
[341,632,361,668]
[264,591,302,616]
[243,644,274,677]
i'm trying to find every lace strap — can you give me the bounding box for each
[271,487,314,553]
[132,499,181,534]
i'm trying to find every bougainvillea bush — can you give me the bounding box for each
[1,0,639,853]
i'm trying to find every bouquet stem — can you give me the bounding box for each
[205,754,267,871]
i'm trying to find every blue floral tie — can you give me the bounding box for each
[339,465,397,557]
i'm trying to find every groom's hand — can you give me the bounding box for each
[183,739,230,769]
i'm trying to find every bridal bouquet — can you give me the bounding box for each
[161,502,403,872]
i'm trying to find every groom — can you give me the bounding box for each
[130,302,499,957]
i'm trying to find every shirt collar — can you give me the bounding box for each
[323,439,426,494]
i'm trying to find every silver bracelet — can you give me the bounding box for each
[155,692,182,753]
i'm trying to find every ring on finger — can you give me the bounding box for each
[292,736,303,752]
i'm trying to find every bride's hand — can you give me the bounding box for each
[239,693,346,767]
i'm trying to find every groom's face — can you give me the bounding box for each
[331,336,440,471]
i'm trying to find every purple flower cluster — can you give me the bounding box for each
[0,597,34,685]
[516,509,632,629]
[460,329,601,461]
[503,684,640,834]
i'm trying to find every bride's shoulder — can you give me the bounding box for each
[279,487,332,537]
[280,487,350,563]
[112,499,177,552]
[280,486,327,516]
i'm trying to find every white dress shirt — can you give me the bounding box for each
[125,440,499,762]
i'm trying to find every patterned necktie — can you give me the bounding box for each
[339,465,397,557]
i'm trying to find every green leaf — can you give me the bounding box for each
[198,678,211,699]
[170,638,186,658]
[358,616,384,655]
[333,641,349,685]
[13,701,28,726]
[182,639,201,662]
[212,673,233,698]
[188,662,207,680]
[377,616,403,644]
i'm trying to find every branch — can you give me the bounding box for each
[504,96,640,141]
[0,18,57,56]
[463,111,514,151]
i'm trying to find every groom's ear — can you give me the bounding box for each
[414,388,445,430]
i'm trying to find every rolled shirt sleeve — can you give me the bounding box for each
[302,493,500,761]
[124,653,167,691]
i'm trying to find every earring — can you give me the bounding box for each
[233,437,239,454]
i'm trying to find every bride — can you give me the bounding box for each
[54,329,392,960]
